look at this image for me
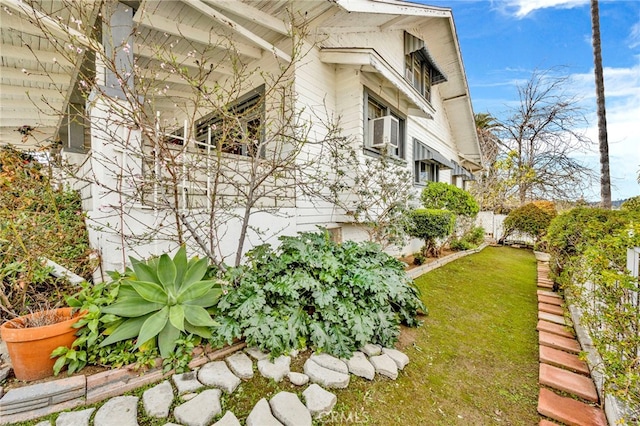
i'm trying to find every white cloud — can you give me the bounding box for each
[500,0,589,18]
[629,20,640,49]
[569,63,640,200]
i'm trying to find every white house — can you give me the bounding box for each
[0,0,482,274]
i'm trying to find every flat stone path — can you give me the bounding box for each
[535,262,607,426]
[0,344,409,425]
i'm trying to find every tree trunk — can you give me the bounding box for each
[591,0,611,209]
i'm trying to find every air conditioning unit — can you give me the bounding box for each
[368,116,399,148]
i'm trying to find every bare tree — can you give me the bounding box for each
[494,69,595,205]
[13,0,345,270]
[590,0,611,209]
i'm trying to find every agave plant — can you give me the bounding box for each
[100,247,222,358]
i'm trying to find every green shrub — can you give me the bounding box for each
[420,182,479,217]
[413,252,426,265]
[545,207,640,415]
[621,195,640,213]
[503,202,556,245]
[213,232,426,358]
[406,208,455,257]
[0,145,97,321]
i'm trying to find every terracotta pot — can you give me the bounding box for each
[0,307,86,381]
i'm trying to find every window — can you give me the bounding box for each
[364,90,405,159]
[194,88,264,157]
[413,139,453,185]
[405,51,432,101]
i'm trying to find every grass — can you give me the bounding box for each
[319,246,540,425]
[14,246,539,425]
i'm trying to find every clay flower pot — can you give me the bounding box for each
[0,307,86,381]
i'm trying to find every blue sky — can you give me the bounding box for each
[417,0,640,201]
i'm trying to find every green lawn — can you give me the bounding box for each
[17,246,540,426]
[324,246,540,425]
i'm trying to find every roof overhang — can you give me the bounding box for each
[319,47,434,119]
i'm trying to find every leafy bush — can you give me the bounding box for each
[412,252,426,265]
[0,145,97,321]
[621,195,640,213]
[450,226,485,251]
[545,207,640,416]
[502,201,556,245]
[406,208,455,257]
[213,232,426,358]
[420,182,479,217]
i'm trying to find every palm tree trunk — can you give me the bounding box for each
[591,0,611,209]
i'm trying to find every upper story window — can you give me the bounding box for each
[405,52,432,101]
[364,90,405,159]
[404,32,447,103]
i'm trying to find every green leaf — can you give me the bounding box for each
[180,257,208,292]
[130,258,157,283]
[131,281,168,304]
[177,280,215,303]
[185,287,222,307]
[99,315,151,347]
[101,297,163,317]
[157,321,180,358]
[53,356,66,376]
[184,304,217,327]
[184,322,213,339]
[173,246,188,284]
[169,305,185,331]
[134,307,169,350]
[50,346,69,357]
[157,254,177,291]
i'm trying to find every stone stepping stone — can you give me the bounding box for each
[369,354,398,379]
[198,361,241,393]
[246,398,283,426]
[538,388,606,426]
[538,311,567,326]
[226,352,254,379]
[270,391,312,426]
[346,351,375,380]
[288,372,309,386]
[213,411,241,426]
[257,356,291,382]
[360,343,382,356]
[142,380,174,418]
[303,383,337,418]
[93,396,138,426]
[539,419,559,426]
[382,348,409,370]
[538,295,563,306]
[309,353,348,374]
[536,320,574,339]
[539,364,599,403]
[55,407,95,426]
[537,289,560,298]
[245,347,269,361]
[303,357,350,388]
[173,370,204,395]
[34,422,50,426]
[173,389,222,426]
[539,303,564,316]
[539,331,581,354]
[540,346,590,376]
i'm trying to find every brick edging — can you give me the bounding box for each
[406,243,489,279]
[0,341,246,424]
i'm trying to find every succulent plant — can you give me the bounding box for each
[100,247,221,358]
